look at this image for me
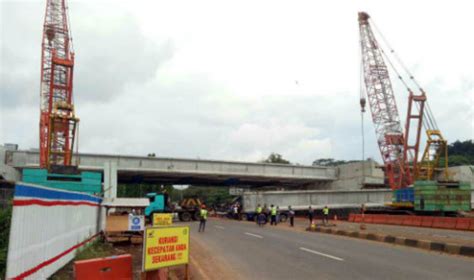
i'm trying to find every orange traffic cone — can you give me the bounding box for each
[310,220,316,231]
[334,214,338,221]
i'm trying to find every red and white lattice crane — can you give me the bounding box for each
[358,12,448,191]
[39,0,79,170]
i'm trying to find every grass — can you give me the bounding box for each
[75,239,116,261]
[51,239,117,279]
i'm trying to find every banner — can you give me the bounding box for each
[143,226,190,271]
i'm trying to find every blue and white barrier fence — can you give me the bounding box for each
[6,183,103,279]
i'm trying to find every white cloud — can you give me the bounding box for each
[1,0,473,165]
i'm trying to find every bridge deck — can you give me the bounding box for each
[7,150,336,187]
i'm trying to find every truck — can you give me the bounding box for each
[237,188,393,221]
[144,192,203,222]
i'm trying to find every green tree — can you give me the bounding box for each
[177,186,234,206]
[116,184,233,206]
[439,140,474,167]
[117,184,174,198]
[262,153,290,164]
[312,158,358,166]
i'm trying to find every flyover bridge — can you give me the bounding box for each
[4,149,337,194]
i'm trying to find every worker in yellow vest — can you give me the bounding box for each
[323,205,329,226]
[255,204,262,224]
[199,205,208,232]
[270,205,277,226]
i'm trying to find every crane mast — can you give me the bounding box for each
[358,12,412,190]
[39,0,79,170]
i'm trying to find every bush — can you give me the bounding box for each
[0,203,12,279]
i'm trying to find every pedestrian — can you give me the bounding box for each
[233,204,239,220]
[263,204,269,223]
[255,204,262,224]
[323,205,329,226]
[237,202,242,220]
[258,212,266,227]
[288,206,295,227]
[199,205,208,232]
[276,206,280,224]
[308,206,314,225]
[270,204,277,226]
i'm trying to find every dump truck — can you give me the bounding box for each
[144,192,203,222]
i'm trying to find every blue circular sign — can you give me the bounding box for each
[132,217,140,225]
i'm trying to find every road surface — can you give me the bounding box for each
[189,218,474,280]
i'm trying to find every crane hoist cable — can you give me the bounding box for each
[365,13,448,181]
[370,19,441,132]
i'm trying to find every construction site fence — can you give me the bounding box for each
[348,214,474,231]
[6,182,104,279]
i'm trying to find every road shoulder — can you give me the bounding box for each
[189,234,241,280]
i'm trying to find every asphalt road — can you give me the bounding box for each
[188,218,474,280]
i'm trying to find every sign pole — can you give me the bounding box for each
[184,264,190,280]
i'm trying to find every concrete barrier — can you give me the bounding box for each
[75,254,132,279]
[6,183,103,279]
[348,214,474,231]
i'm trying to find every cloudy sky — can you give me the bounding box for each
[1,0,473,165]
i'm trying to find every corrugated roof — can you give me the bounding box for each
[102,197,150,207]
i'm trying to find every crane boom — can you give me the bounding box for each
[39,0,79,170]
[358,12,411,190]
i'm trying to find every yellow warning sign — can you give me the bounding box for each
[152,213,173,226]
[143,226,190,271]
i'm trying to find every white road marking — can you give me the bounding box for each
[245,232,263,239]
[214,225,225,229]
[299,247,344,261]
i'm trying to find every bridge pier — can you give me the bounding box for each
[103,161,117,199]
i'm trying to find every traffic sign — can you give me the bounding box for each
[152,213,173,226]
[128,215,144,231]
[143,226,190,271]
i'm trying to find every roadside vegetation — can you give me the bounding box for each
[74,240,115,261]
[0,203,12,279]
[117,183,234,206]
[51,240,116,279]
[444,140,474,166]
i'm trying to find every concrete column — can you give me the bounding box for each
[103,161,117,199]
[0,147,22,182]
